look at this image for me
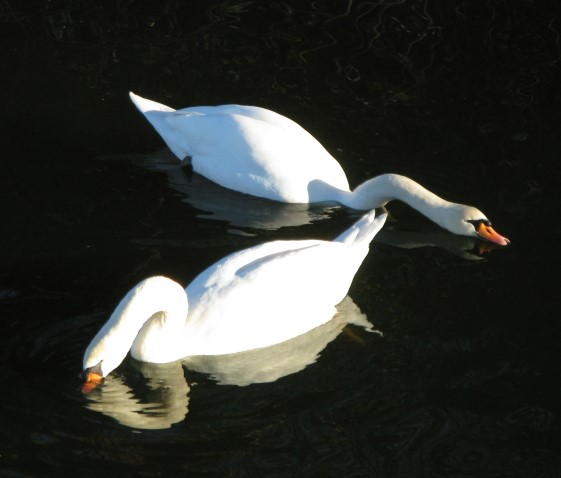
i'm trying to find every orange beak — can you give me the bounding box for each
[476,222,510,246]
[82,371,104,394]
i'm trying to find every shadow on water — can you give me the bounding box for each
[1,0,561,476]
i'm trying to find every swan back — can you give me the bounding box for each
[129,92,350,203]
[182,210,386,356]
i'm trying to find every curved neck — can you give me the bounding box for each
[338,174,455,229]
[83,276,188,375]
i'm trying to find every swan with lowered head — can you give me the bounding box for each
[129,92,509,245]
[82,210,387,391]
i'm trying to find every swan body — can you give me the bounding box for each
[83,210,387,384]
[85,297,374,429]
[129,92,509,245]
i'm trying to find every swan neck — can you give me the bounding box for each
[343,174,452,224]
[83,277,188,375]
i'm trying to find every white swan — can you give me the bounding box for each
[84,296,375,429]
[129,92,509,245]
[82,210,387,391]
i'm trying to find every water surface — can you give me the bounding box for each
[1,1,560,476]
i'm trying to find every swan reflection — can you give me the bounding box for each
[83,296,377,429]
[99,151,501,259]
[84,360,189,430]
[117,149,339,230]
[375,226,495,261]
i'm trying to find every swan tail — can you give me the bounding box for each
[129,92,176,114]
[335,210,387,247]
[129,92,191,160]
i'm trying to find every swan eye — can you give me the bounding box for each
[468,219,491,232]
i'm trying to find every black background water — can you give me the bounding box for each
[1,1,560,476]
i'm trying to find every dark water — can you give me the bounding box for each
[1,1,560,476]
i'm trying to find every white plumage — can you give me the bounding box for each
[129,92,509,244]
[83,210,387,379]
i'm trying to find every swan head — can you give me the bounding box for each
[346,175,510,245]
[82,364,104,394]
[82,349,123,394]
[82,276,188,393]
[82,335,133,394]
[443,205,510,245]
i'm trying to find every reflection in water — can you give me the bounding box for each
[85,361,189,430]
[184,295,377,385]
[376,227,491,261]
[100,151,496,260]
[100,150,341,231]
[84,296,378,429]
[3,0,556,474]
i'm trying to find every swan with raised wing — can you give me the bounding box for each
[129,92,509,245]
[82,210,387,391]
